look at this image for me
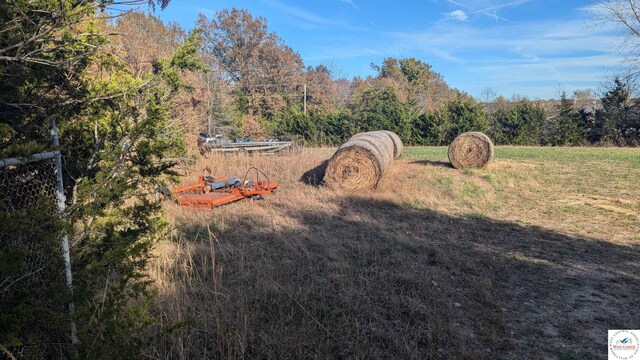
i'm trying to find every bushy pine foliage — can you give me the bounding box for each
[489,101,545,145]
[543,93,583,146]
[0,1,204,358]
[594,78,640,145]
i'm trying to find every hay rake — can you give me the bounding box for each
[164,168,279,210]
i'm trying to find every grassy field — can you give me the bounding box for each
[148,146,640,359]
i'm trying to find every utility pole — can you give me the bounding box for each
[303,83,307,115]
[206,76,212,134]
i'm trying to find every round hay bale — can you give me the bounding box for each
[379,130,403,159]
[448,132,494,169]
[349,131,394,166]
[324,138,389,190]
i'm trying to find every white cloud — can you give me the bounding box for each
[475,0,532,13]
[262,0,333,26]
[340,0,360,10]
[446,0,531,22]
[305,18,624,66]
[287,1,626,98]
[461,54,624,98]
[429,48,466,63]
[446,10,469,21]
[446,0,472,10]
[332,16,624,97]
[261,0,370,32]
[388,18,623,57]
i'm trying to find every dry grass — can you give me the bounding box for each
[147,147,640,359]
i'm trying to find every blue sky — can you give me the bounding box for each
[155,0,626,99]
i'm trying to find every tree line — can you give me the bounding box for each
[281,78,640,147]
[177,8,640,148]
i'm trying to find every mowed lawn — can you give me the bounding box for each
[150,146,640,359]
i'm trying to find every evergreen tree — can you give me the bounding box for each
[545,92,582,146]
[597,78,634,144]
[580,108,600,144]
[445,98,488,143]
[1,2,204,357]
[411,112,450,145]
[349,87,412,142]
[314,110,354,145]
[490,102,544,145]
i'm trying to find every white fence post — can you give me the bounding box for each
[51,121,78,344]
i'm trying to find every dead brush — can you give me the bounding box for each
[148,149,493,358]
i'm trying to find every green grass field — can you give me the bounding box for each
[151,146,640,359]
[405,145,640,165]
[404,146,639,233]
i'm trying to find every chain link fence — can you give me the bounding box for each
[0,153,58,212]
[0,151,73,358]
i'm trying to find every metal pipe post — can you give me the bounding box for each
[51,121,78,344]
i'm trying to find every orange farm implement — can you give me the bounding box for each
[167,168,279,210]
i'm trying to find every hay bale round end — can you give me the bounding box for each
[324,139,386,190]
[324,131,401,189]
[448,132,494,169]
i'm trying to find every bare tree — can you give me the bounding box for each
[197,9,304,120]
[572,89,596,108]
[478,87,498,103]
[597,0,640,70]
[598,67,640,98]
[372,57,462,112]
[113,12,182,77]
